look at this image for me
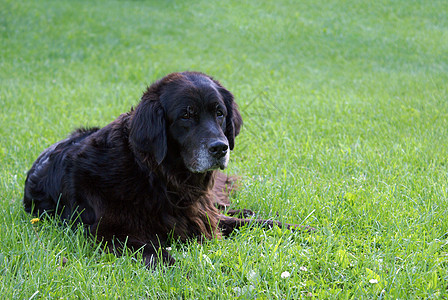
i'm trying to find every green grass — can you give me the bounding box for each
[1,0,448,298]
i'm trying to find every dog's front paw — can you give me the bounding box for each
[226,209,255,218]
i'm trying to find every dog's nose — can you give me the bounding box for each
[208,141,228,159]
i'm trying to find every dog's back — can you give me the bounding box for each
[23,128,99,218]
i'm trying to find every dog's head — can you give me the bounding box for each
[129,72,242,173]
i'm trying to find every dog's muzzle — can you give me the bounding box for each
[185,139,230,173]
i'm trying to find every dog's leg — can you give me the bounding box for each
[212,173,239,208]
[106,237,175,268]
[212,173,256,217]
[92,223,175,268]
[217,214,315,236]
[141,243,175,268]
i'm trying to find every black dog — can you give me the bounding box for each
[24,72,310,267]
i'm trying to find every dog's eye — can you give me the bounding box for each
[182,112,190,119]
[182,106,193,119]
[216,110,224,118]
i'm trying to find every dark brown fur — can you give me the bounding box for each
[23,72,312,267]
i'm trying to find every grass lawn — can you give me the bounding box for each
[2,0,448,298]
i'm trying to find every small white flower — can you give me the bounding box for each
[233,286,254,296]
[369,278,379,284]
[281,271,291,278]
[166,247,172,251]
[247,270,257,283]
[202,254,214,269]
[299,266,308,272]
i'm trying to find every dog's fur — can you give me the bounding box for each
[23,72,310,267]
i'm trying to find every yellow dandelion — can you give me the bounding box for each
[30,218,40,224]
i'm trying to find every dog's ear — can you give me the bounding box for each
[129,87,167,165]
[218,87,242,151]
